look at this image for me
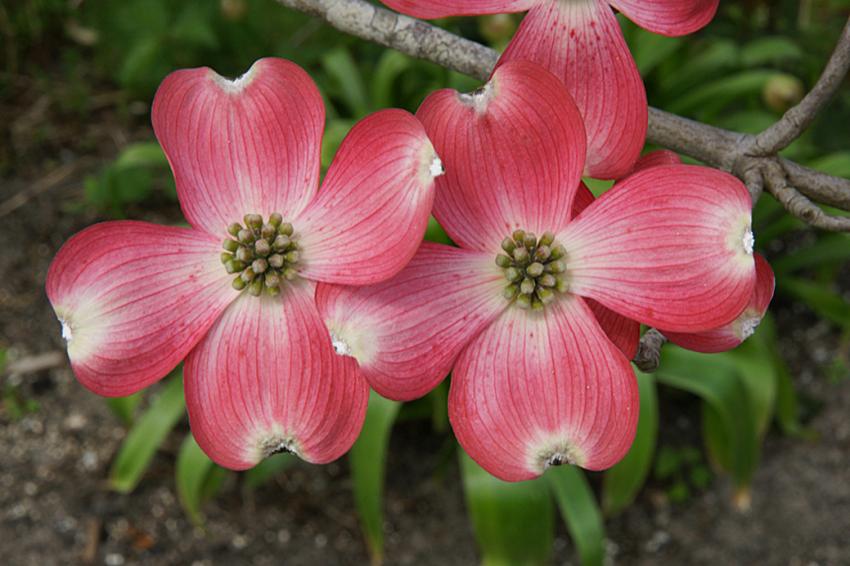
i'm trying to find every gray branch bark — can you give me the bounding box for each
[277,0,850,232]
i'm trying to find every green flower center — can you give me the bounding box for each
[496,230,568,310]
[221,213,300,297]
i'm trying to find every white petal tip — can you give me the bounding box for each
[330,331,353,357]
[458,82,494,113]
[212,64,258,94]
[60,318,73,343]
[742,230,755,255]
[429,155,445,178]
[528,434,586,474]
[258,434,300,460]
[737,315,762,340]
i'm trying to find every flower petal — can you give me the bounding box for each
[586,299,640,359]
[609,0,719,36]
[316,242,507,401]
[572,182,640,359]
[449,294,639,482]
[417,60,586,253]
[45,222,235,397]
[663,254,775,353]
[561,164,757,332]
[184,284,369,470]
[628,149,682,174]
[499,0,646,179]
[296,109,439,285]
[378,0,536,18]
[152,58,324,235]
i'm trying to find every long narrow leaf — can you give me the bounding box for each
[548,466,605,566]
[109,374,185,493]
[243,453,296,490]
[105,392,143,427]
[460,451,554,566]
[349,392,401,565]
[657,348,759,490]
[176,434,223,525]
[602,370,658,516]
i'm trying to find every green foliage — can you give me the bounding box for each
[105,392,143,427]
[109,373,185,493]
[176,434,227,525]
[603,370,658,515]
[548,466,606,566]
[243,453,296,490]
[83,142,173,216]
[659,347,759,491]
[460,452,554,566]
[349,392,401,564]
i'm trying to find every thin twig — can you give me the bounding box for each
[276,0,850,231]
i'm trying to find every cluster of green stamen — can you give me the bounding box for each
[496,230,567,310]
[221,213,300,297]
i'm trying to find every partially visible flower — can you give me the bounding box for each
[663,254,775,352]
[612,149,777,353]
[46,58,442,469]
[316,62,756,481]
[379,0,719,179]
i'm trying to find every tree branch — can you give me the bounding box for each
[276,0,850,231]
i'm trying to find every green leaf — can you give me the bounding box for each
[109,374,185,493]
[548,466,605,566]
[780,277,850,331]
[114,142,168,170]
[668,70,774,116]
[243,453,296,490]
[603,370,658,516]
[630,28,683,76]
[749,314,806,437]
[657,347,759,490]
[371,50,413,109]
[176,434,222,525]
[322,47,369,117]
[105,392,143,427]
[424,216,452,245]
[807,151,850,179]
[723,332,777,437]
[772,234,850,274]
[460,451,554,566]
[741,36,803,66]
[349,392,401,564]
[321,119,356,169]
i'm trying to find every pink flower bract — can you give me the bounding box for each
[379,0,719,179]
[317,61,756,481]
[46,58,442,469]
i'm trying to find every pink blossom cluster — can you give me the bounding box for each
[47,0,774,481]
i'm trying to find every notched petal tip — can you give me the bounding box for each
[457,81,495,113]
[530,435,587,474]
[428,154,445,179]
[209,61,260,93]
[259,435,300,460]
[324,320,374,366]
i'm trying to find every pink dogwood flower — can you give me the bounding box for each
[46,58,443,469]
[379,0,719,179]
[316,61,756,481]
[605,149,777,354]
